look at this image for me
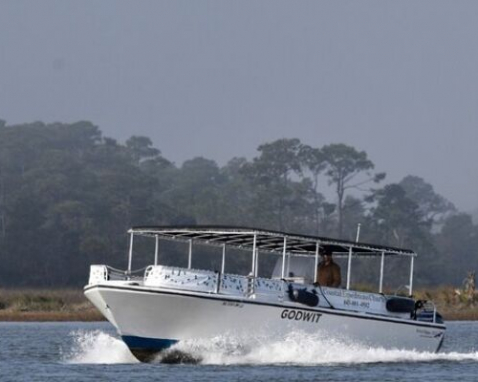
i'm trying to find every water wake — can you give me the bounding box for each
[65,330,138,364]
[66,330,478,365]
[166,331,478,365]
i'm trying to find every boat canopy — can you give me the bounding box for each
[127,225,417,294]
[129,225,416,258]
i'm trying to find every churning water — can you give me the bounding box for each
[1,321,477,381]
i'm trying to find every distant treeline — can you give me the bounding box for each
[0,120,476,287]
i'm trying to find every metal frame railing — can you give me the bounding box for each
[106,265,148,280]
[88,264,150,284]
[142,265,286,301]
[414,299,439,323]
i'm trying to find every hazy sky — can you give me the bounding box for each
[1,1,477,211]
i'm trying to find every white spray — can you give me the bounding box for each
[65,330,478,365]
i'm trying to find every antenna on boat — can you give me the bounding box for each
[355,223,361,242]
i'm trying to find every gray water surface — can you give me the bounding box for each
[0,321,477,382]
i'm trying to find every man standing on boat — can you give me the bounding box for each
[316,248,341,287]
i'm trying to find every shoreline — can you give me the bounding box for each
[0,310,104,322]
[0,310,476,322]
[0,288,476,322]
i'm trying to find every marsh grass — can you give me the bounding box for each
[414,286,478,321]
[0,289,103,321]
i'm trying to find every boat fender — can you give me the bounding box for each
[386,296,415,313]
[287,284,319,307]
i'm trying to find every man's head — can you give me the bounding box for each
[321,248,333,263]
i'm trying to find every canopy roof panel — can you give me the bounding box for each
[130,226,416,258]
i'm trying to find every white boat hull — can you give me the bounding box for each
[85,283,445,360]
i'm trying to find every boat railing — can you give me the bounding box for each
[90,264,439,320]
[143,265,285,300]
[219,273,248,296]
[88,264,147,285]
[221,273,285,300]
[426,300,437,323]
[144,265,219,293]
[415,300,442,323]
[250,277,285,300]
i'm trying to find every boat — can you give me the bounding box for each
[84,226,445,362]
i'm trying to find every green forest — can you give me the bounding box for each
[0,120,476,288]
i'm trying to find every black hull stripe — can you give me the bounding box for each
[84,284,446,330]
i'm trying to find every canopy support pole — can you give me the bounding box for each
[251,234,257,277]
[221,244,226,273]
[286,251,291,277]
[154,235,159,266]
[409,256,415,296]
[281,237,287,278]
[127,232,134,273]
[255,249,259,277]
[379,251,385,293]
[248,234,257,296]
[346,224,361,290]
[314,241,320,283]
[346,246,352,290]
[188,239,192,269]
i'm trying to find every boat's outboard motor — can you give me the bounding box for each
[386,296,415,313]
[287,284,319,307]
